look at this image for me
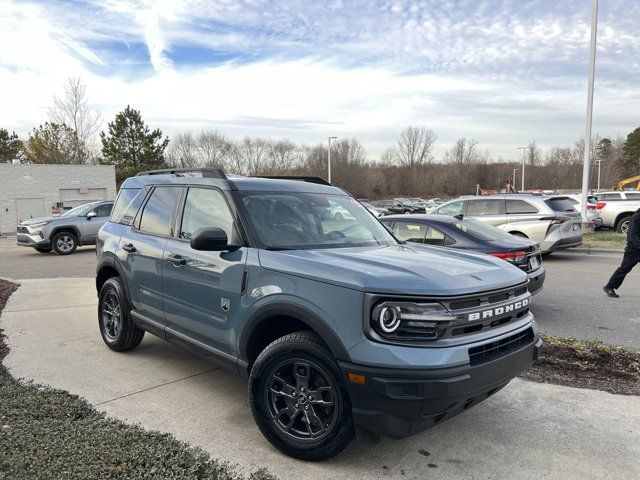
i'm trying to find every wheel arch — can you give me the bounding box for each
[50,225,81,242]
[239,302,351,372]
[614,212,633,230]
[96,256,130,300]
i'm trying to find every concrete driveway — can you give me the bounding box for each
[2,278,639,479]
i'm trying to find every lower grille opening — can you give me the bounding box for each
[468,328,534,366]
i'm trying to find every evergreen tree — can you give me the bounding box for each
[619,127,640,177]
[0,128,22,162]
[100,106,169,180]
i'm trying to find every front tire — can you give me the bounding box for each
[34,245,52,253]
[98,277,144,351]
[249,332,354,461]
[52,231,78,255]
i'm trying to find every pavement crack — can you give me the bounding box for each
[94,368,219,406]
[4,304,96,313]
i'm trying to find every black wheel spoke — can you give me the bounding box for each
[269,375,297,399]
[303,407,326,437]
[293,361,310,390]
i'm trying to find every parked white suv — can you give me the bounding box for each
[432,194,582,253]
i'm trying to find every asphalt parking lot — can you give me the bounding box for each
[1,236,638,349]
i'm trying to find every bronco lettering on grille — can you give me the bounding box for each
[466,298,529,322]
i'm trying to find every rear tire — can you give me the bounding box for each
[249,332,354,461]
[98,277,144,351]
[616,215,631,234]
[52,231,78,255]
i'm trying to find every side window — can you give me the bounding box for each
[91,203,113,217]
[466,200,504,216]
[393,221,428,243]
[138,187,182,236]
[424,226,446,246]
[110,188,141,223]
[437,201,463,216]
[506,200,539,214]
[624,192,640,200]
[602,193,621,200]
[180,188,235,241]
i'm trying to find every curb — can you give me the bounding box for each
[572,247,624,254]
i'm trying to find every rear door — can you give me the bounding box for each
[464,199,506,227]
[162,186,247,355]
[118,186,183,321]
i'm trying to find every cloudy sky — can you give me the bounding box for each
[0,0,638,160]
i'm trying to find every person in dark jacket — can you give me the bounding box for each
[604,208,640,297]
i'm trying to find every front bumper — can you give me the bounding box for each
[16,229,49,247]
[527,267,545,295]
[340,331,541,440]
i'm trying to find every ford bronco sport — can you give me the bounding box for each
[96,169,541,461]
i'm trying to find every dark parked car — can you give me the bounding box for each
[376,198,425,214]
[380,214,545,295]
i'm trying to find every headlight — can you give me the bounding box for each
[370,301,459,341]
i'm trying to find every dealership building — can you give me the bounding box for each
[0,164,117,236]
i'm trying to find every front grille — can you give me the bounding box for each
[17,226,28,234]
[468,327,534,366]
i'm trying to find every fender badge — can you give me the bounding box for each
[221,298,230,312]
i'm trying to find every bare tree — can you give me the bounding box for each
[267,139,299,173]
[386,126,437,167]
[49,77,101,163]
[229,137,270,175]
[199,129,232,167]
[167,131,199,167]
[443,138,479,165]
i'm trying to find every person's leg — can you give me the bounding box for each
[606,248,640,290]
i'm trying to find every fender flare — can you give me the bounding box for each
[238,301,351,363]
[50,225,82,243]
[96,255,132,301]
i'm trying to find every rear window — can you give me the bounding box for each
[544,197,576,213]
[110,188,142,224]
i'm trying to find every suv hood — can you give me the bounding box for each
[19,216,56,226]
[259,244,528,296]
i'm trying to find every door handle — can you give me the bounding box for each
[122,243,137,253]
[167,253,187,266]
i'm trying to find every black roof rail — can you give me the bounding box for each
[136,168,228,179]
[253,175,331,186]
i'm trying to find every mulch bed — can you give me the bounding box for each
[0,278,275,480]
[521,334,640,396]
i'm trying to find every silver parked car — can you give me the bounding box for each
[432,194,582,253]
[17,201,114,255]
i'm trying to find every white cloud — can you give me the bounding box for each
[0,0,639,160]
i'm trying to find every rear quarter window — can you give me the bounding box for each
[544,198,576,213]
[110,188,141,224]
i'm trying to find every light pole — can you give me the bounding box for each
[596,158,603,191]
[327,136,337,183]
[516,146,530,192]
[512,168,517,192]
[580,0,598,223]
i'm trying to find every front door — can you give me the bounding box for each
[163,187,247,355]
[81,202,113,243]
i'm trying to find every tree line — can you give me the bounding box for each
[1,78,640,198]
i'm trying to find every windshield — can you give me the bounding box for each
[239,192,397,250]
[60,203,94,217]
[453,219,514,242]
[396,198,413,205]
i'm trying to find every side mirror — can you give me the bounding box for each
[86,211,97,220]
[190,227,237,251]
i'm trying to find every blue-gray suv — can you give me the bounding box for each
[96,169,541,460]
